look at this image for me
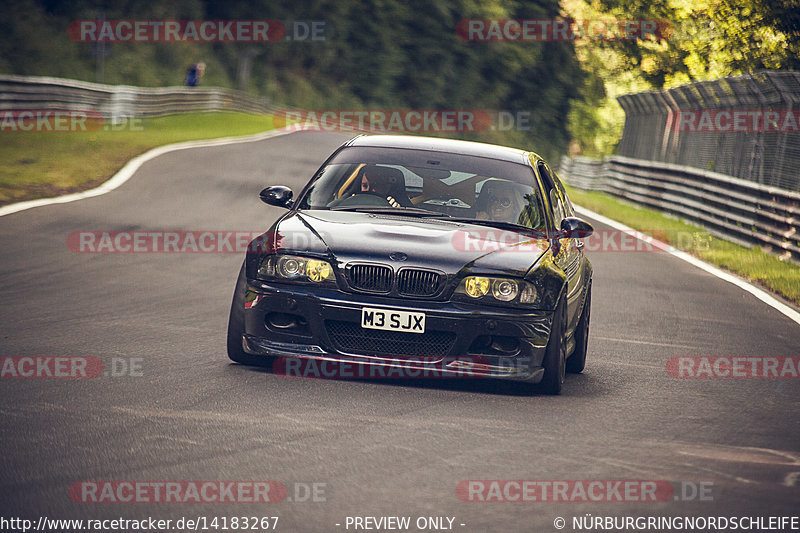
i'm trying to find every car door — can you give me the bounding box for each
[537,161,585,333]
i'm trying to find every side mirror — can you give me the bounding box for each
[560,217,593,239]
[259,186,294,208]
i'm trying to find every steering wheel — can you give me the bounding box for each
[329,193,392,208]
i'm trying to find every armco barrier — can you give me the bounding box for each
[0,74,274,120]
[559,154,800,263]
[616,71,800,193]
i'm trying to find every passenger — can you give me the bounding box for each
[476,180,524,223]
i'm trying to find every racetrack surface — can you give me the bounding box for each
[1,131,798,531]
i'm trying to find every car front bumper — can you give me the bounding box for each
[241,279,554,383]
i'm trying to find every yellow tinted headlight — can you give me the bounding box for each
[465,276,490,298]
[456,276,539,307]
[306,259,333,282]
[258,255,335,285]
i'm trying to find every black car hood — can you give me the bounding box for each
[271,210,549,277]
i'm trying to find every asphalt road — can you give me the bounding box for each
[1,131,799,532]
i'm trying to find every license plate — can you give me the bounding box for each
[361,307,425,334]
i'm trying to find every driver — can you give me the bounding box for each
[359,165,412,207]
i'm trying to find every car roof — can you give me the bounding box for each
[346,135,540,165]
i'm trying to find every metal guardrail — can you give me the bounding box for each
[616,71,800,193]
[560,155,800,263]
[0,74,274,120]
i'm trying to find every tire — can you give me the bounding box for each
[539,297,567,395]
[566,283,591,374]
[227,263,271,367]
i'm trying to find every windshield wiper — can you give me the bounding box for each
[446,218,549,237]
[329,207,454,217]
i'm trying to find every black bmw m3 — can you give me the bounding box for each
[227,135,593,394]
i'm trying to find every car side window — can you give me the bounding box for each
[537,162,566,227]
[550,167,575,217]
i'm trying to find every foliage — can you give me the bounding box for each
[2,0,796,161]
[561,0,799,156]
[0,0,585,162]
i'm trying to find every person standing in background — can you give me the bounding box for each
[184,62,206,86]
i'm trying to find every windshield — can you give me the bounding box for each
[297,146,546,230]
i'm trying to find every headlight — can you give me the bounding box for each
[258,255,335,284]
[278,257,304,278]
[306,259,332,282]
[465,276,490,298]
[492,279,518,301]
[456,276,538,306]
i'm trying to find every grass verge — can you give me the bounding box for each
[565,185,800,306]
[0,112,278,206]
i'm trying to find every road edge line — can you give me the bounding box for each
[574,204,800,327]
[0,126,298,218]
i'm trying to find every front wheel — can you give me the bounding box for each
[566,283,591,374]
[539,297,567,395]
[227,263,271,367]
